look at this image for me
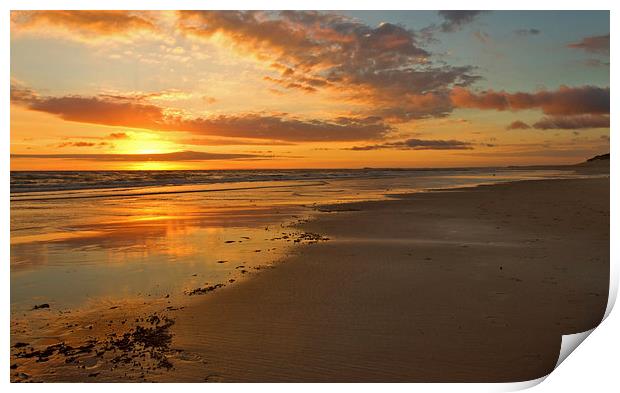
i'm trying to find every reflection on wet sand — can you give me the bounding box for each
[11,169,590,381]
[11,202,309,310]
[11,171,583,313]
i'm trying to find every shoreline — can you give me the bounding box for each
[169,176,609,382]
[11,176,610,382]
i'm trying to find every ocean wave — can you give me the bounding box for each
[10,168,463,194]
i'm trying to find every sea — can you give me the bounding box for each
[10,167,587,313]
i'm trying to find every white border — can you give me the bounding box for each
[3,1,617,391]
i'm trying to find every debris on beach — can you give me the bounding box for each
[11,312,177,382]
[316,207,361,213]
[32,303,50,310]
[105,315,175,370]
[185,284,225,296]
[293,232,330,244]
[268,231,330,244]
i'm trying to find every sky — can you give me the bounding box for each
[10,10,610,170]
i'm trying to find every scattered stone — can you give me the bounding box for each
[317,207,361,212]
[14,341,90,363]
[105,315,175,370]
[186,284,225,296]
[292,232,330,244]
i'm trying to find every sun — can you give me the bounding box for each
[114,131,177,155]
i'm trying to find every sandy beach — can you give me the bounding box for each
[9,8,611,385]
[10,175,609,382]
[158,177,608,382]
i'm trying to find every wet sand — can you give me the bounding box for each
[11,177,609,382]
[169,177,609,382]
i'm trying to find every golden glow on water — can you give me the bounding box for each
[127,162,184,171]
[11,230,106,246]
[10,184,313,311]
[10,169,579,312]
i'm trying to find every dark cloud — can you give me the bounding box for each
[460,148,595,159]
[451,85,609,115]
[567,34,609,54]
[177,11,479,121]
[11,10,158,39]
[11,87,165,129]
[532,115,610,130]
[57,141,110,148]
[514,28,541,36]
[54,132,130,142]
[506,120,531,130]
[345,138,473,151]
[11,85,391,142]
[180,138,295,146]
[108,132,129,139]
[11,150,263,162]
[437,11,487,32]
[175,114,390,141]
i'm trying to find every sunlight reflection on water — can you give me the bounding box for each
[10,168,583,312]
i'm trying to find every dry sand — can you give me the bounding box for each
[168,177,609,382]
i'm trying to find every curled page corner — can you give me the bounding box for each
[554,328,595,369]
[493,375,548,392]
[496,313,610,391]
[604,267,618,320]
[528,258,619,388]
[493,329,595,393]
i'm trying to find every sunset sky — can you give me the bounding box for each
[10,10,610,170]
